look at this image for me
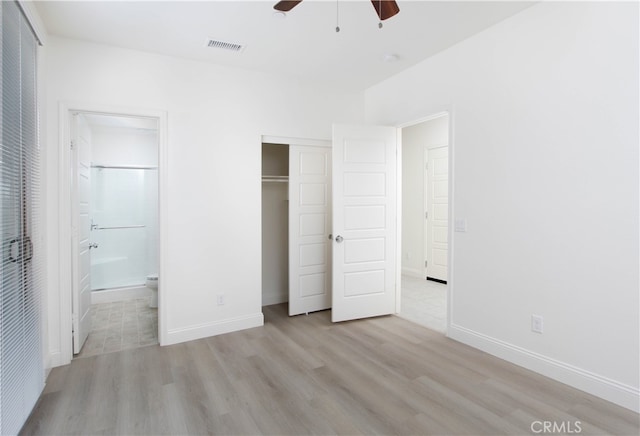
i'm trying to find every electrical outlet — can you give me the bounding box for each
[217,294,225,306]
[531,314,544,333]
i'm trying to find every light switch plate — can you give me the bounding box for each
[454,218,467,232]
[531,314,544,333]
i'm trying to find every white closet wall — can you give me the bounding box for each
[261,144,289,305]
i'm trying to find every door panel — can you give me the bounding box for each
[289,145,332,315]
[72,113,92,354]
[426,146,448,281]
[332,124,397,322]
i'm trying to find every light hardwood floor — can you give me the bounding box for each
[22,304,638,435]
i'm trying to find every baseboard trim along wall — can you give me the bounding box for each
[448,323,640,413]
[48,350,64,368]
[165,313,264,346]
[262,294,288,307]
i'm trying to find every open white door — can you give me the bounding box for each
[289,145,332,315]
[426,146,449,282]
[331,124,397,322]
[71,113,92,354]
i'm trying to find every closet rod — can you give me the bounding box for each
[262,175,289,183]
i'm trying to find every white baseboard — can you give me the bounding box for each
[164,312,264,346]
[262,293,288,306]
[48,349,66,368]
[91,286,150,304]
[401,267,424,279]
[448,323,640,413]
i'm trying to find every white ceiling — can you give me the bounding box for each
[34,0,534,91]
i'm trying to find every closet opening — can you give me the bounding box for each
[261,143,290,307]
[260,137,333,318]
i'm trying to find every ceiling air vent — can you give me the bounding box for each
[205,38,245,53]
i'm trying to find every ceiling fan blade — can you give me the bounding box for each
[370,0,400,21]
[274,1,303,12]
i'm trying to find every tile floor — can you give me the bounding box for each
[397,274,447,333]
[76,297,158,358]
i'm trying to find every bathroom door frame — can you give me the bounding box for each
[397,107,454,331]
[58,102,168,365]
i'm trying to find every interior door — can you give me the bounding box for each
[426,146,448,282]
[331,124,397,322]
[289,145,332,315]
[71,113,92,354]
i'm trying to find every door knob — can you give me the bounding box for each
[335,235,343,243]
[89,242,99,249]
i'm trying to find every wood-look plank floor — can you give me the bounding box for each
[21,304,639,435]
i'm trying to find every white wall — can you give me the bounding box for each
[366,2,639,411]
[402,116,448,277]
[91,125,158,167]
[45,36,364,364]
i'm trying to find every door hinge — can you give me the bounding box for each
[70,140,75,150]
[425,260,428,267]
[425,211,428,220]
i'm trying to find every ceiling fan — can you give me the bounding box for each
[274,0,400,22]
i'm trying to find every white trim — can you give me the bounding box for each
[397,111,450,129]
[48,351,64,369]
[58,102,72,366]
[165,313,264,346]
[395,128,403,315]
[446,107,455,338]
[449,323,640,413]
[57,102,168,365]
[18,0,48,45]
[262,135,330,148]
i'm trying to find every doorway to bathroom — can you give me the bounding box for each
[398,112,450,333]
[70,111,160,358]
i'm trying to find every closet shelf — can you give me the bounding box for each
[262,175,289,183]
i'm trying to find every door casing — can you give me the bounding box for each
[70,113,92,354]
[58,102,168,365]
[397,108,454,334]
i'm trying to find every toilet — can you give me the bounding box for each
[146,274,158,308]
